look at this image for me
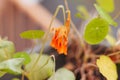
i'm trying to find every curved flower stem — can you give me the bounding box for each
[30,5,66,72]
[61,5,66,24]
[64,0,85,48]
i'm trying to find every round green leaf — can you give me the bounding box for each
[20,30,45,39]
[84,17,109,44]
[0,39,15,62]
[49,68,75,80]
[94,4,117,27]
[96,0,115,13]
[13,52,31,65]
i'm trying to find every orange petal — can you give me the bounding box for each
[50,27,68,55]
[50,11,71,55]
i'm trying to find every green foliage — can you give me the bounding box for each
[75,13,83,19]
[106,34,116,46]
[20,30,45,39]
[94,4,117,26]
[0,58,24,75]
[96,0,115,13]
[76,5,89,20]
[12,78,20,80]
[25,53,54,80]
[84,17,109,44]
[97,55,118,80]
[0,71,6,77]
[0,39,15,62]
[49,68,75,80]
[13,52,31,65]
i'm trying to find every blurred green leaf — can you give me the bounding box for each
[84,17,109,44]
[20,30,45,39]
[106,34,116,46]
[97,55,118,80]
[0,71,6,77]
[94,4,117,26]
[76,5,89,19]
[0,58,24,75]
[75,13,83,18]
[25,54,54,80]
[12,78,20,80]
[49,68,75,80]
[0,39,15,62]
[96,0,114,13]
[13,52,31,65]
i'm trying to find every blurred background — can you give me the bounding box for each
[0,0,119,51]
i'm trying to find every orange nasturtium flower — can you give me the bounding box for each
[50,10,71,55]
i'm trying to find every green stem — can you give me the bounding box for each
[29,44,35,54]
[60,5,66,24]
[30,5,65,72]
[71,21,85,48]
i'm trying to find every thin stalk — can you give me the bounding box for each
[108,51,120,56]
[94,51,120,58]
[21,69,29,80]
[29,44,35,54]
[60,5,66,24]
[64,0,85,48]
[87,63,98,68]
[21,71,25,80]
[113,10,120,20]
[71,21,85,47]
[30,5,65,72]
[64,1,91,70]
[64,0,69,10]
